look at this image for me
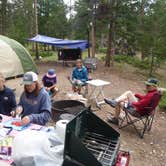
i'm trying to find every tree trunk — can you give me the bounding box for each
[34,0,39,60]
[1,0,7,35]
[91,23,96,58]
[87,28,90,57]
[105,21,115,67]
[105,23,112,67]
[140,0,146,60]
[91,0,97,58]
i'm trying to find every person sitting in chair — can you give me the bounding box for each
[71,59,88,93]
[42,69,58,98]
[104,78,159,125]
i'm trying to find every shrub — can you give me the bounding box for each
[159,91,166,111]
[100,55,150,70]
[98,47,107,54]
[41,51,53,57]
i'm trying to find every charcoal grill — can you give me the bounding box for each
[63,108,120,166]
[51,100,86,121]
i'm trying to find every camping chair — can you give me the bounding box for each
[67,76,89,97]
[119,91,162,138]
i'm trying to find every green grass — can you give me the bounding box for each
[159,91,166,111]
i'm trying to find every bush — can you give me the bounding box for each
[41,51,54,57]
[100,55,150,70]
[159,91,166,111]
[98,47,107,54]
[114,55,150,69]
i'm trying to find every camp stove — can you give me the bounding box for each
[82,132,120,165]
[63,108,121,166]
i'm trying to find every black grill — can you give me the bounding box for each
[51,100,86,121]
[83,132,120,166]
[63,108,120,166]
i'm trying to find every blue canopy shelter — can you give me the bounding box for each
[28,34,89,51]
[28,34,89,61]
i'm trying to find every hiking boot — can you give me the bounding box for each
[104,99,118,108]
[107,117,119,125]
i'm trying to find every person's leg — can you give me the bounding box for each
[105,91,137,108]
[51,87,59,97]
[72,85,78,92]
[115,91,137,103]
[108,102,124,125]
[114,104,122,118]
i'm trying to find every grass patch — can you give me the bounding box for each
[159,91,166,112]
[30,50,58,61]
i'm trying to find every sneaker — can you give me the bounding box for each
[107,117,119,125]
[104,99,118,108]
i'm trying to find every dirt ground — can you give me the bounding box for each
[6,61,166,166]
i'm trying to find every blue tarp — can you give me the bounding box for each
[28,34,89,51]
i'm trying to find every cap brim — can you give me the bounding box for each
[46,73,56,78]
[145,81,157,86]
[21,81,34,85]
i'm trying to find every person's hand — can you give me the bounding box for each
[21,116,30,126]
[46,87,50,91]
[10,111,16,117]
[16,106,23,115]
[77,80,82,84]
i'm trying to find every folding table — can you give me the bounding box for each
[87,79,110,108]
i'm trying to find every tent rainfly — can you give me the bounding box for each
[0,35,37,78]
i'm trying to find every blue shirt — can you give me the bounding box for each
[72,66,88,83]
[19,87,51,125]
[0,87,16,116]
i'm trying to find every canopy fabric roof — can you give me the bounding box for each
[28,34,89,51]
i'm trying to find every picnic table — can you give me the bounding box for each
[0,114,43,165]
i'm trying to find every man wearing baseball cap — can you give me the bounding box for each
[104,78,160,125]
[13,71,51,126]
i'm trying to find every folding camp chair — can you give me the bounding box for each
[119,92,162,138]
[67,76,89,97]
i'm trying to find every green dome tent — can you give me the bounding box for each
[0,35,37,78]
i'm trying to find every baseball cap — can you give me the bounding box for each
[22,71,38,85]
[145,78,159,87]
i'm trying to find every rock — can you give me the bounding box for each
[150,151,153,155]
[152,149,156,154]
[161,116,165,120]
[150,142,154,145]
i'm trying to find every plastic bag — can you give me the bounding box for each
[12,130,64,166]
